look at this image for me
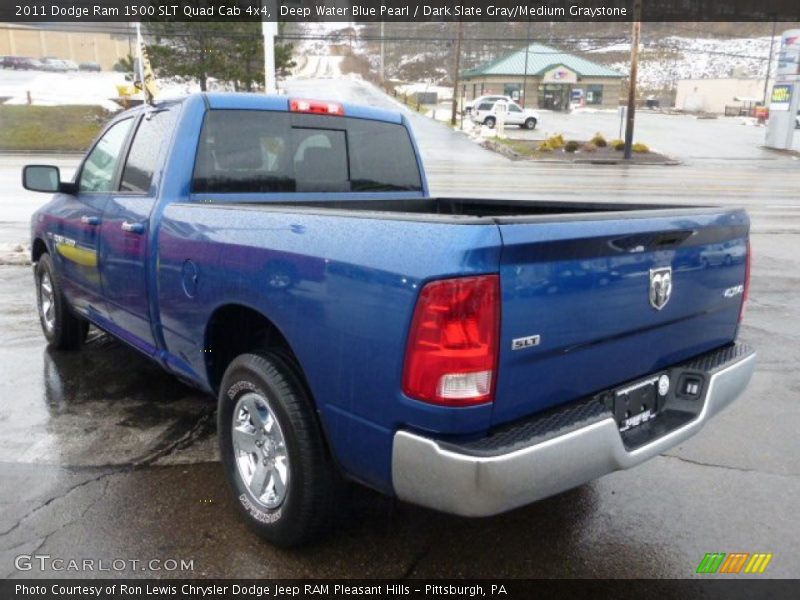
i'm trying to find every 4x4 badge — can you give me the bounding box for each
[650,267,673,310]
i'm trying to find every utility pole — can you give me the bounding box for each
[450,19,464,126]
[624,0,642,160]
[763,20,777,104]
[262,14,277,94]
[379,21,385,81]
[521,19,531,108]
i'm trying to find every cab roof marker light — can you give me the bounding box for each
[289,98,345,116]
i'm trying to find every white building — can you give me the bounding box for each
[675,78,773,114]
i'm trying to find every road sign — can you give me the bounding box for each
[765,31,800,150]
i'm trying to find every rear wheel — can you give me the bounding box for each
[35,253,88,350]
[218,352,339,547]
[484,116,496,129]
[523,118,537,130]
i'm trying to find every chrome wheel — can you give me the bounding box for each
[39,271,55,333]
[232,392,290,509]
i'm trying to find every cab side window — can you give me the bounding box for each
[120,109,178,193]
[78,118,133,193]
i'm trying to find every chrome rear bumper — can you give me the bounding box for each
[392,345,756,517]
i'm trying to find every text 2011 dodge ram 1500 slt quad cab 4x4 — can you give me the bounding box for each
[24,94,755,546]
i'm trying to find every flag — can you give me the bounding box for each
[135,23,158,104]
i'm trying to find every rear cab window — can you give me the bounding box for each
[192,110,422,195]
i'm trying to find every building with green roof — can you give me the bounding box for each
[461,43,624,111]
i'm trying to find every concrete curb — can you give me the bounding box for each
[0,150,84,156]
[759,145,800,159]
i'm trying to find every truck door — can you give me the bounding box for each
[99,108,177,355]
[54,117,134,317]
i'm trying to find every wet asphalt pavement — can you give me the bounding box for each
[1,78,799,579]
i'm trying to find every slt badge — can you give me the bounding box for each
[649,267,673,310]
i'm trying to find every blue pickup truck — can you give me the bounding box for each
[24,93,756,546]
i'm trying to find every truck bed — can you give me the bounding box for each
[221,196,715,223]
[168,196,748,429]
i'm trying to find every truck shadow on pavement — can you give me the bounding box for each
[39,329,217,468]
[28,330,655,578]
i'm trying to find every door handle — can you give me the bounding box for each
[80,215,100,226]
[121,221,145,234]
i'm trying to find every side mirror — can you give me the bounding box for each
[22,165,76,194]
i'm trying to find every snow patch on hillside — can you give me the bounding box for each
[604,36,775,90]
[295,22,365,54]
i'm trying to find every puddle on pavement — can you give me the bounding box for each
[0,266,217,467]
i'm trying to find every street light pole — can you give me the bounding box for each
[624,0,642,160]
[380,21,385,81]
[450,20,464,126]
[763,20,777,104]
[262,9,277,94]
[521,19,531,108]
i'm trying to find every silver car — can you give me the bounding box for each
[40,58,70,72]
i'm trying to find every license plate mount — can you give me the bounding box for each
[612,375,662,432]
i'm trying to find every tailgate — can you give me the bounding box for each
[493,209,749,426]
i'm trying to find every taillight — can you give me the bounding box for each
[289,98,345,116]
[740,240,751,323]
[402,275,500,406]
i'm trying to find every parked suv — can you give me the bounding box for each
[464,94,513,115]
[471,99,540,129]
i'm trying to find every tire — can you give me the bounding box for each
[35,253,88,350]
[484,116,496,129]
[218,352,339,547]
[524,118,537,130]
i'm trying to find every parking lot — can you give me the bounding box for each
[1,78,799,579]
[500,107,800,159]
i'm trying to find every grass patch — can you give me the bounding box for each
[494,138,536,155]
[0,105,110,152]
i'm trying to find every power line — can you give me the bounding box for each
[0,23,780,63]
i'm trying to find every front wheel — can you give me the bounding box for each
[523,118,537,130]
[35,253,88,350]
[218,352,340,547]
[484,116,496,129]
